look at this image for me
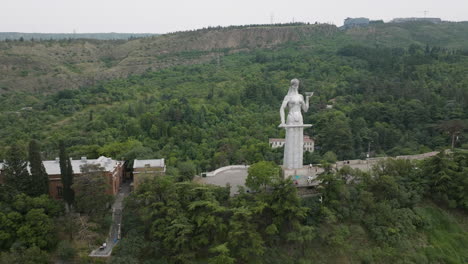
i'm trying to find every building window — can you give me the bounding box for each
[57,186,63,198]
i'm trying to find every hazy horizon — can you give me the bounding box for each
[2,0,467,34]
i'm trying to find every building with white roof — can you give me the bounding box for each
[42,156,119,176]
[132,159,166,189]
[0,156,124,199]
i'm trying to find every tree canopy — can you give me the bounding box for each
[246,161,281,192]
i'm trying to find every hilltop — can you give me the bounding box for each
[1,22,468,94]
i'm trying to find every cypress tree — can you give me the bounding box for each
[28,140,49,196]
[4,144,32,194]
[59,140,74,207]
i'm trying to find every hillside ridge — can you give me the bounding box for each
[1,22,467,93]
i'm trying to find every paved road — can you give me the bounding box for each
[89,182,130,257]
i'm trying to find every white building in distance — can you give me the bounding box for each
[269,135,314,152]
[390,17,441,24]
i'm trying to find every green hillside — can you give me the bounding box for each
[0,22,467,263]
[345,21,468,48]
[1,22,467,162]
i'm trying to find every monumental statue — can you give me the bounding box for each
[279,79,313,170]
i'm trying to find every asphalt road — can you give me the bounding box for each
[89,182,130,257]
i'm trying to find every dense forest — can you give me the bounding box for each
[113,152,468,263]
[1,26,467,169]
[0,22,467,263]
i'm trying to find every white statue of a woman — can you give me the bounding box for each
[279,79,313,169]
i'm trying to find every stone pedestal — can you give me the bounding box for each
[282,167,311,179]
[280,124,312,169]
[282,166,321,186]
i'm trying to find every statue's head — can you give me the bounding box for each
[287,79,300,95]
[291,78,299,88]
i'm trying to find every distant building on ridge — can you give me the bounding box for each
[343,17,370,29]
[390,17,442,24]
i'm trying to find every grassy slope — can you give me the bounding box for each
[416,204,468,263]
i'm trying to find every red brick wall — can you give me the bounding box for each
[47,163,123,200]
[48,176,63,200]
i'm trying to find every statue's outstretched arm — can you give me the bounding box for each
[302,92,313,112]
[301,95,308,112]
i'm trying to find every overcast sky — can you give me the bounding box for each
[1,0,467,34]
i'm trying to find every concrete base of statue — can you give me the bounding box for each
[282,166,321,187]
[282,167,312,178]
[279,124,312,170]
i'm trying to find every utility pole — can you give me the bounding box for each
[366,140,372,170]
[367,141,371,158]
[451,133,460,150]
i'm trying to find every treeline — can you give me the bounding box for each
[0,32,157,41]
[113,151,468,263]
[0,141,61,263]
[165,22,315,36]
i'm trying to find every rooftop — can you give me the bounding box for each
[1,156,120,176]
[269,138,285,142]
[133,159,165,169]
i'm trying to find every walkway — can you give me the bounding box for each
[199,151,439,195]
[200,168,248,196]
[89,182,130,257]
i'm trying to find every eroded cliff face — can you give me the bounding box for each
[0,24,338,93]
[150,24,338,51]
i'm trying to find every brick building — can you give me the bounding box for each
[0,156,123,199]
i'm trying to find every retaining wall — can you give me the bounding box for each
[205,165,250,177]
